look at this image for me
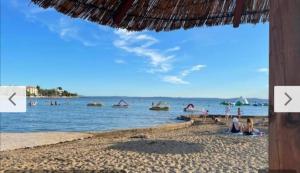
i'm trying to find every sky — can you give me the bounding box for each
[0,1,269,98]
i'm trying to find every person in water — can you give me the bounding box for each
[243,118,254,135]
[237,107,242,119]
[230,117,243,133]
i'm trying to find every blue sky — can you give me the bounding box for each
[0,1,269,98]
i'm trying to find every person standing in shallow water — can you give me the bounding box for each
[237,107,241,119]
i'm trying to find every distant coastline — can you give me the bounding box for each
[26,85,78,98]
[27,95,79,98]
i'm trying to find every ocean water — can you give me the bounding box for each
[0,97,268,132]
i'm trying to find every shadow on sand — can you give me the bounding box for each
[108,139,204,154]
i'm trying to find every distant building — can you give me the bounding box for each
[56,88,64,96]
[26,86,39,96]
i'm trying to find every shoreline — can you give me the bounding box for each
[0,115,267,152]
[0,120,194,151]
[0,116,268,172]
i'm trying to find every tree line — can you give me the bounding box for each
[27,86,78,97]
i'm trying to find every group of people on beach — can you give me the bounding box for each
[203,106,260,136]
[229,117,257,135]
[224,106,261,135]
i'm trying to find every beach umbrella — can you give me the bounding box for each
[29,0,300,171]
[30,0,269,31]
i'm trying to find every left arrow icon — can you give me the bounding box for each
[9,92,16,106]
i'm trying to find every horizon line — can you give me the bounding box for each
[77,95,269,100]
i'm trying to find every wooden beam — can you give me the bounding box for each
[269,0,300,172]
[113,0,135,26]
[233,0,245,28]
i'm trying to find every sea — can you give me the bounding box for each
[0,97,268,132]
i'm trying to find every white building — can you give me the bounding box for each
[26,86,39,96]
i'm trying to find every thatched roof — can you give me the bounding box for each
[31,0,269,31]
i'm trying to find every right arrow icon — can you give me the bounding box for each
[284,92,292,106]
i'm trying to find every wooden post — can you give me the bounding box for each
[269,0,300,172]
[233,0,245,28]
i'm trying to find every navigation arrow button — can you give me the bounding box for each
[9,92,17,106]
[275,86,300,113]
[0,86,26,112]
[284,92,292,106]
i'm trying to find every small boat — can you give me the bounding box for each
[87,102,102,107]
[149,102,169,111]
[253,102,268,106]
[184,104,196,112]
[253,102,260,106]
[112,99,129,108]
[253,102,263,106]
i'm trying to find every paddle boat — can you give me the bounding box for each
[112,99,129,108]
[87,102,102,107]
[253,102,269,106]
[149,101,169,111]
[183,104,196,112]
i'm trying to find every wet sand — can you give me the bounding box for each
[0,117,268,172]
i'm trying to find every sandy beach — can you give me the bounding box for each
[0,117,268,172]
[0,132,93,151]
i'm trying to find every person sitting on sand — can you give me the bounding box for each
[212,116,220,123]
[230,117,243,133]
[243,118,254,135]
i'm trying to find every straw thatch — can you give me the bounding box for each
[31,0,269,31]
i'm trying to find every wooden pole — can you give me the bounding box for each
[233,0,245,28]
[269,0,300,172]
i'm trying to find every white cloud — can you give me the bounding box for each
[258,68,269,73]
[115,31,206,84]
[165,46,180,53]
[162,64,206,85]
[114,29,175,73]
[50,18,98,47]
[181,64,206,77]
[11,1,110,47]
[115,59,126,64]
[162,76,189,85]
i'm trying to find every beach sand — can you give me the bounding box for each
[0,132,93,151]
[0,117,268,172]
